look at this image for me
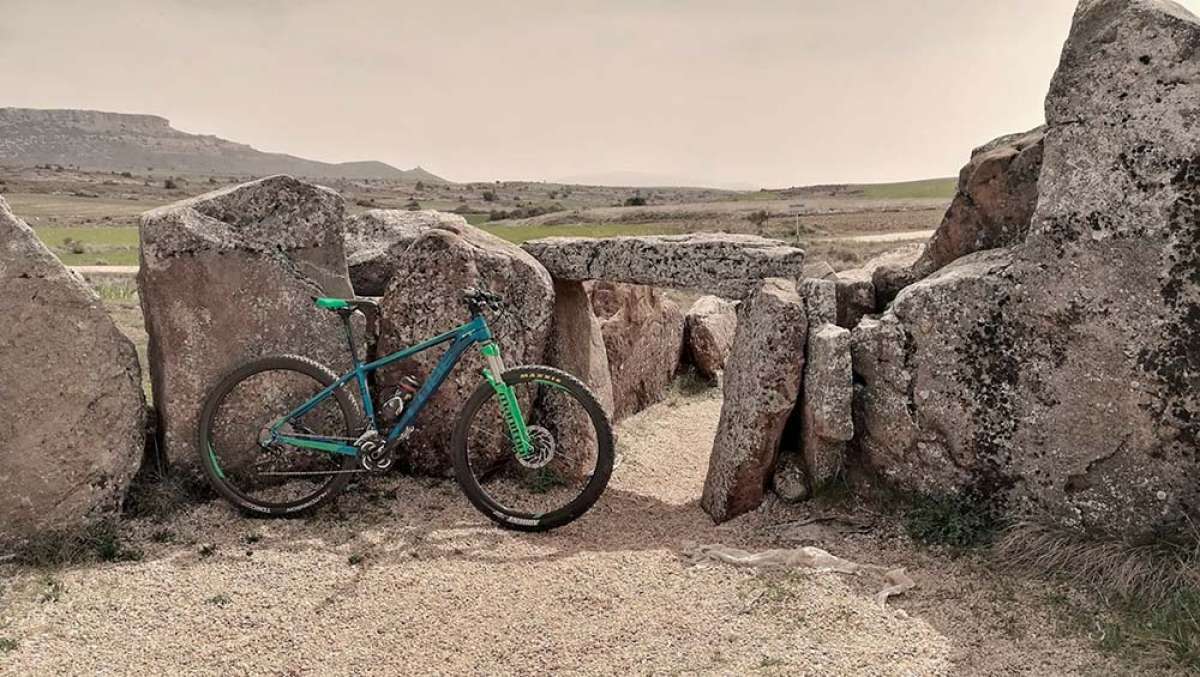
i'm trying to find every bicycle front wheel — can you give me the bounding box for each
[451,365,614,532]
[196,355,360,516]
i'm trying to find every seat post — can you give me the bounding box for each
[340,311,361,366]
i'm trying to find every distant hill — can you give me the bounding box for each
[0,107,445,182]
[555,170,757,191]
[781,177,957,200]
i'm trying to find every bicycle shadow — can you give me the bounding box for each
[328,477,771,568]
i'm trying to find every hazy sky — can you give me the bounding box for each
[2,0,1198,188]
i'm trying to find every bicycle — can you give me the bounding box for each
[196,288,614,531]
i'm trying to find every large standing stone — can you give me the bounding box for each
[874,128,1045,306]
[522,233,806,299]
[375,218,554,475]
[702,278,807,523]
[801,324,854,492]
[851,0,1200,538]
[345,209,468,296]
[683,296,737,379]
[139,176,354,478]
[538,279,615,475]
[1,196,145,541]
[589,282,685,420]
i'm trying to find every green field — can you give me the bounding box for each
[5,193,164,225]
[34,226,141,266]
[856,177,957,200]
[31,222,682,265]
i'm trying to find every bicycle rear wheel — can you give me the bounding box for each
[196,355,360,516]
[451,365,614,531]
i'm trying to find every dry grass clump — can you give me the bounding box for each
[996,520,1200,669]
[996,520,1200,605]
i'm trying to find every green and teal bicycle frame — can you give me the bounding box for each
[265,300,533,459]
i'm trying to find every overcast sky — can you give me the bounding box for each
[2,0,1197,188]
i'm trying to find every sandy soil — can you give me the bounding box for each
[0,391,1151,676]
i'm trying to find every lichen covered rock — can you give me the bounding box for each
[851,0,1200,537]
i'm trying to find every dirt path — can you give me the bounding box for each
[0,391,1143,675]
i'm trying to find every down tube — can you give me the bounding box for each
[385,333,479,444]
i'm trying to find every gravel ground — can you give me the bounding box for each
[0,390,1152,676]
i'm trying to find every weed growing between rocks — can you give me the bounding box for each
[904,492,1004,549]
[13,519,143,568]
[0,637,18,654]
[997,520,1200,671]
[122,466,213,519]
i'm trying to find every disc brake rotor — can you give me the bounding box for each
[516,425,556,469]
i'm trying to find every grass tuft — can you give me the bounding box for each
[0,637,18,654]
[14,520,143,568]
[998,520,1200,670]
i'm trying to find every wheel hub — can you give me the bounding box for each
[517,425,556,469]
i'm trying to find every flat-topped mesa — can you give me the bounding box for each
[521,233,806,299]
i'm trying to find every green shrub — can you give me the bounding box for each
[905,492,1002,548]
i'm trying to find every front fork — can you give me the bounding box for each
[480,342,534,459]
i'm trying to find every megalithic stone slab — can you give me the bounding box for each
[1,196,145,541]
[522,233,806,299]
[802,323,853,492]
[138,175,355,478]
[702,278,807,523]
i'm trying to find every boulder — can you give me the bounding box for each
[1,197,145,541]
[589,282,684,420]
[851,0,1200,538]
[522,233,806,299]
[702,278,807,523]
[345,209,468,296]
[375,218,554,475]
[874,128,1045,306]
[683,295,737,379]
[139,175,355,478]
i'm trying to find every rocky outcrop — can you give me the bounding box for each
[522,233,806,299]
[702,278,807,523]
[683,296,737,379]
[376,218,554,475]
[1,197,145,541]
[850,0,1200,538]
[589,282,685,420]
[139,175,355,477]
[345,209,468,296]
[874,129,1045,306]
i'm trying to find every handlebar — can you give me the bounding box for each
[462,287,505,315]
